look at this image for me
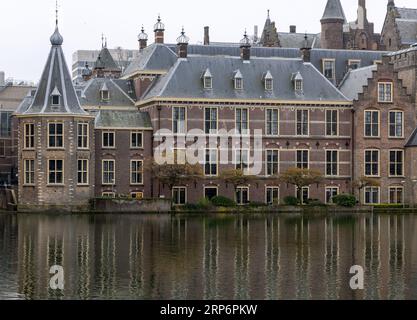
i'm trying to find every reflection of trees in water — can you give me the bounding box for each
[4,213,416,299]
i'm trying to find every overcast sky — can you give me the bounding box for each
[0,0,416,82]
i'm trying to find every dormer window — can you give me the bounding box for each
[295,79,303,91]
[264,71,273,91]
[100,83,110,101]
[293,72,303,93]
[203,68,212,89]
[234,70,243,90]
[50,86,61,106]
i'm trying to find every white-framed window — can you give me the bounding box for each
[325,187,339,204]
[326,110,338,136]
[204,76,212,89]
[236,186,249,205]
[173,187,187,205]
[204,107,218,134]
[266,149,279,176]
[378,82,393,103]
[23,159,35,185]
[266,187,279,205]
[326,150,338,177]
[204,149,218,176]
[102,160,115,185]
[323,59,335,81]
[48,122,64,148]
[102,131,115,148]
[235,108,249,135]
[24,123,35,149]
[348,59,361,70]
[389,186,404,204]
[235,77,243,90]
[173,106,186,134]
[130,160,143,185]
[296,109,309,136]
[295,79,303,91]
[389,111,403,138]
[389,150,404,177]
[102,192,116,198]
[130,131,143,149]
[296,150,309,169]
[101,89,110,101]
[235,149,249,170]
[51,94,60,106]
[265,78,273,91]
[364,150,380,177]
[77,122,89,149]
[364,110,380,137]
[266,108,279,136]
[364,187,380,204]
[301,187,309,204]
[48,159,64,185]
[77,159,89,185]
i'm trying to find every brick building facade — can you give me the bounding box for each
[12,10,417,210]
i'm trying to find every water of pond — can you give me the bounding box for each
[0,213,416,300]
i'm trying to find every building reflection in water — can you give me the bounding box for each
[0,213,415,300]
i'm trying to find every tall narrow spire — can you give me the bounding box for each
[50,0,63,46]
[321,0,346,22]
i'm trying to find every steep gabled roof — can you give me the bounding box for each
[321,0,347,22]
[77,78,137,107]
[122,43,178,78]
[338,65,377,101]
[20,26,87,115]
[141,55,350,103]
[94,46,120,70]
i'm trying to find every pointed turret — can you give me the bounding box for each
[260,10,280,47]
[23,24,86,115]
[321,0,346,49]
[93,39,121,79]
[321,0,346,22]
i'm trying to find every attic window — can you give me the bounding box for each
[203,68,212,89]
[52,95,60,106]
[295,79,303,91]
[264,71,273,91]
[100,83,110,101]
[101,90,110,101]
[50,86,61,106]
[234,70,243,90]
[293,72,303,93]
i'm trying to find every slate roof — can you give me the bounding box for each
[142,55,349,103]
[395,7,417,46]
[122,44,178,77]
[277,32,321,49]
[77,78,137,107]
[338,65,377,101]
[308,49,385,85]
[321,0,347,22]
[18,26,87,115]
[95,110,152,129]
[94,47,120,70]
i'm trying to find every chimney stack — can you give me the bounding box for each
[204,26,210,45]
[154,15,165,44]
[290,25,296,33]
[138,27,148,50]
[300,33,311,62]
[240,31,251,61]
[177,28,189,59]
